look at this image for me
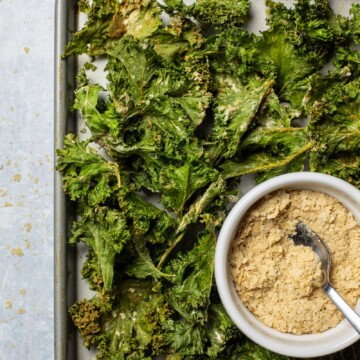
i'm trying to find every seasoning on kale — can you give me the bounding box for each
[163,0,250,30]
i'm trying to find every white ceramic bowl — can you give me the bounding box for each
[215,172,360,358]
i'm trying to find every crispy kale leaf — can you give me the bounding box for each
[233,339,290,360]
[164,0,250,30]
[309,78,360,186]
[70,206,131,290]
[207,77,273,162]
[163,304,241,357]
[56,134,121,206]
[119,192,176,244]
[72,70,122,138]
[63,0,162,57]
[257,30,317,108]
[97,279,171,360]
[265,0,355,63]
[69,292,114,349]
[157,161,218,216]
[163,227,242,357]
[165,228,216,315]
[256,0,360,109]
[81,35,212,161]
[350,4,360,43]
[220,128,312,181]
[117,192,177,280]
[69,298,104,349]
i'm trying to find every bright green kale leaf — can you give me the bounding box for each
[255,155,307,183]
[191,0,250,29]
[70,206,131,290]
[203,28,276,84]
[265,0,355,62]
[157,161,218,216]
[257,0,360,109]
[334,46,360,79]
[164,0,250,30]
[150,17,205,62]
[63,0,162,57]
[257,30,317,108]
[102,36,211,159]
[309,79,360,186]
[165,228,216,316]
[176,176,227,234]
[73,75,121,138]
[56,133,121,206]
[164,320,208,356]
[220,128,312,181]
[251,90,291,130]
[97,279,171,359]
[157,177,227,269]
[116,191,177,280]
[350,4,360,43]
[207,77,273,162]
[163,302,240,357]
[119,192,176,244]
[106,35,210,126]
[165,320,208,356]
[125,234,175,280]
[234,339,290,360]
[205,304,240,357]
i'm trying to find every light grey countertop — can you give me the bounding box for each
[0,0,55,358]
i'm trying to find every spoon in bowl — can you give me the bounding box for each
[290,221,360,334]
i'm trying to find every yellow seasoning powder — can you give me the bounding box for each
[229,189,360,335]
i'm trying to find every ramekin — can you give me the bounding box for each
[215,172,360,358]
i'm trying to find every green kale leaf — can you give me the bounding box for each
[119,191,176,244]
[63,0,162,57]
[165,227,216,316]
[73,77,121,138]
[164,0,250,30]
[69,297,104,349]
[157,161,218,216]
[101,36,211,159]
[97,279,171,359]
[220,128,312,181]
[56,134,121,206]
[207,77,273,162]
[234,339,290,360]
[70,206,131,290]
[309,79,360,186]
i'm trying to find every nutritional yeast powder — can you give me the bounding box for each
[229,190,360,334]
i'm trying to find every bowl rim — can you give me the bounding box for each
[215,172,360,358]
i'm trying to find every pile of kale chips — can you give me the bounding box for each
[57,0,360,358]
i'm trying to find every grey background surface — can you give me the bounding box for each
[0,0,55,359]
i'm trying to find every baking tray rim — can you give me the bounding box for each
[54,0,77,359]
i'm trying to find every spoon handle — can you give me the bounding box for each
[323,283,360,334]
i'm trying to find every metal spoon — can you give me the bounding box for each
[290,221,360,334]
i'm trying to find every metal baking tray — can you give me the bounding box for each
[55,2,111,359]
[55,1,78,359]
[54,1,360,359]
